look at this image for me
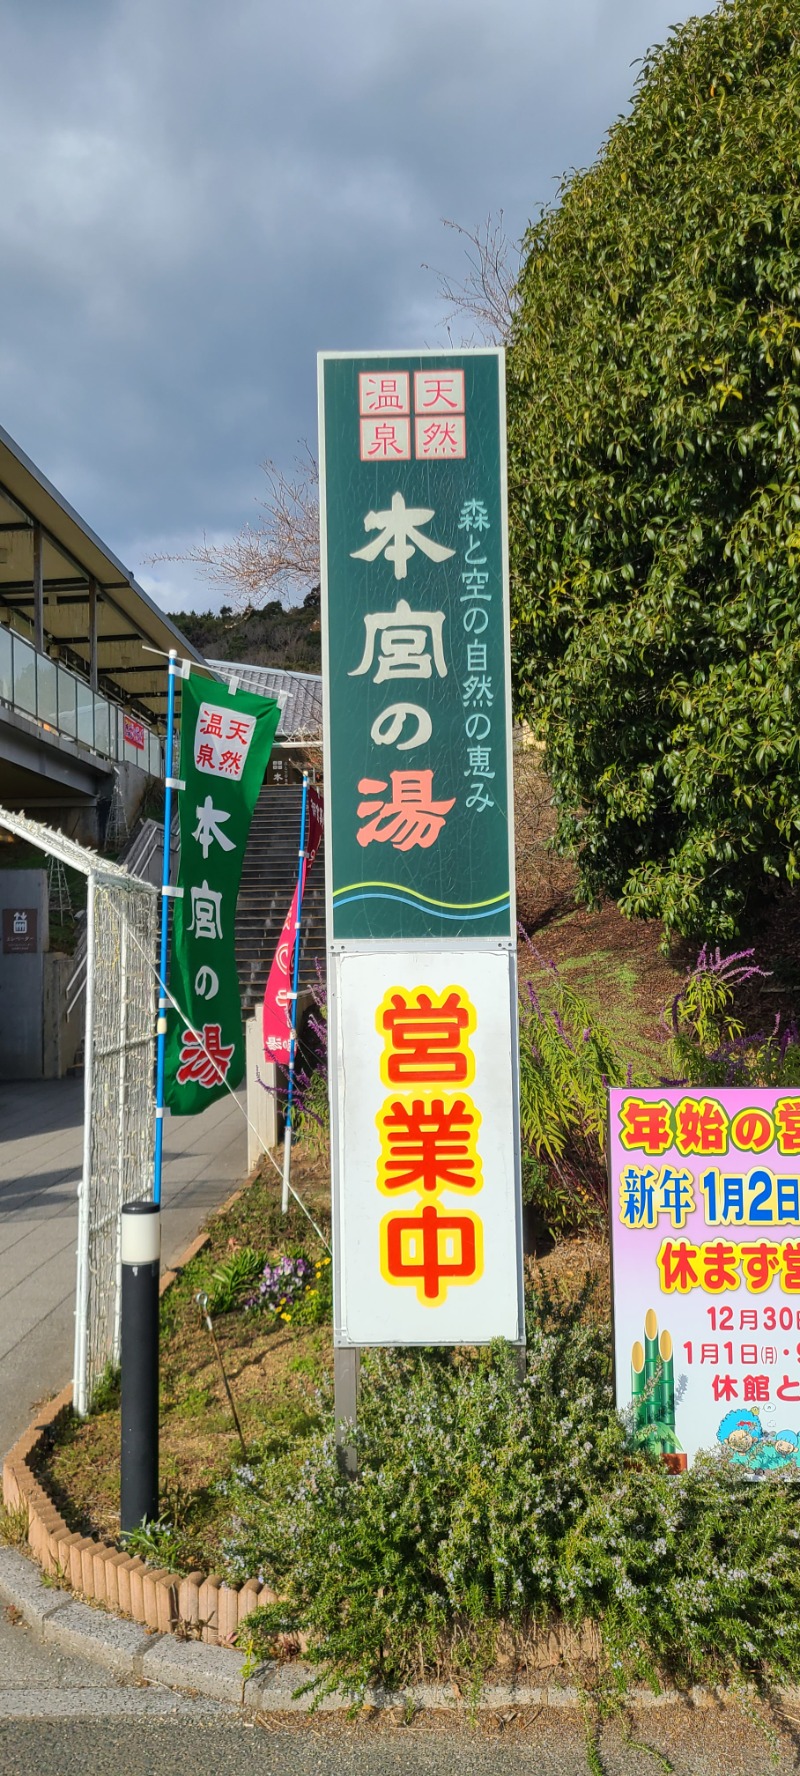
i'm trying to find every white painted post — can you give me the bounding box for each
[245,1015,279,1168]
[72,875,96,1416]
[112,907,129,1365]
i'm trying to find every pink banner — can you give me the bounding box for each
[262,785,323,1062]
[609,1085,800,1469]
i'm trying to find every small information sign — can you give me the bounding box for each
[2,907,38,953]
[123,716,145,751]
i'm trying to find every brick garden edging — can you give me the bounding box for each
[1,1205,275,1648]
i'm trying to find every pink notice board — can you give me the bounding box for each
[608,1087,800,1471]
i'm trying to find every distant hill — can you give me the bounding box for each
[171,590,321,673]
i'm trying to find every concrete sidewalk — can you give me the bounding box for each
[0,1079,249,1459]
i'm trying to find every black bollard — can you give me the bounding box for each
[120,1200,160,1535]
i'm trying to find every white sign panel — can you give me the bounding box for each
[331,948,524,1346]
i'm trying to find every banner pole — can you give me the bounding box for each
[153,649,179,1207]
[281,768,310,1215]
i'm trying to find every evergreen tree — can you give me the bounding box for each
[509,0,800,939]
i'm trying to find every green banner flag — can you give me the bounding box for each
[164,672,280,1114]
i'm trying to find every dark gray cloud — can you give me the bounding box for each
[0,0,714,612]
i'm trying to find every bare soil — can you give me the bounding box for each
[38,1144,334,1566]
[38,1162,612,1572]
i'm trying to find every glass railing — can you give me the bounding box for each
[0,624,162,777]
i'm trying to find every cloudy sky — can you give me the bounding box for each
[0,0,714,614]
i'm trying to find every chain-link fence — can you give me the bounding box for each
[76,876,157,1410]
[0,806,157,1414]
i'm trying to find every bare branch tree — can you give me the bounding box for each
[423,213,521,346]
[152,448,320,610]
[157,215,517,609]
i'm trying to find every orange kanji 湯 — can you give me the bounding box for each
[378,985,476,1086]
[356,771,455,852]
[380,1203,483,1306]
[376,1096,482,1196]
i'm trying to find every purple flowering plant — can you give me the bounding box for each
[247,1253,313,1321]
[246,1250,332,1326]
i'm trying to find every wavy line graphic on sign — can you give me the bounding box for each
[332,880,510,916]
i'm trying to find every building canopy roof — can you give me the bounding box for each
[0,423,206,727]
[209,660,322,741]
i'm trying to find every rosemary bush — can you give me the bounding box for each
[221,1279,800,1699]
[223,1281,622,1692]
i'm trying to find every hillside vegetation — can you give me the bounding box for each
[509,0,800,942]
[173,591,321,674]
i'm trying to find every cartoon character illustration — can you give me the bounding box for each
[716,1407,763,1467]
[773,1429,800,1465]
[755,1429,800,1472]
[716,1411,800,1473]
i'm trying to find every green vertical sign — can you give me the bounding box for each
[319,351,513,941]
[164,673,280,1114]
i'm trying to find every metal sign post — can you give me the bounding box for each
[318,350,525,1460]
[153,650,178,1207]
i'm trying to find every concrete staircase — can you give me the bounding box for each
[235,784,326,1014]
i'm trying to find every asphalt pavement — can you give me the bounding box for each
[0,1076,248,1457]
[1,1658,800,1776]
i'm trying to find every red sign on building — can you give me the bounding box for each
[123,716,145,751]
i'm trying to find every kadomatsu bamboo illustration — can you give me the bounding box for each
[164,673,280,1114]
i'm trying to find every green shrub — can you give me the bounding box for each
[508,0,800,941]
[667,942,800,1087]
[223,1281,625,1693]
[205,1247,267,1316]
[560,1458,800,1690]
[121,1514,185,1569]
[89,1363,121,1414]
[221,1276,800,1702]
[518,952,624,1234]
